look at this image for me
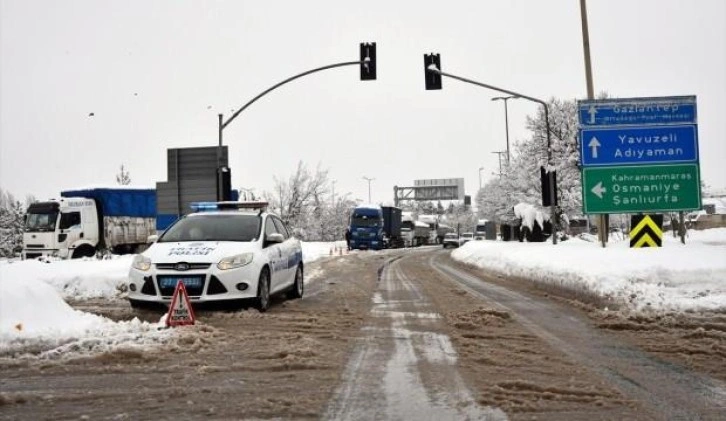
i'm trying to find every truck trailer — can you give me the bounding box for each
[348,205,403,250]
[22,187,157,259]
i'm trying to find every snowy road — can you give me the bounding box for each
[324,255,506,420]
[2,247,725,420]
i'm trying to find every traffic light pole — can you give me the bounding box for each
[427,67,558,244]
[216,60,367,201]
[216,42,376,201]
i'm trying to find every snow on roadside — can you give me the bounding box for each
[0,255,134,300]
[451,228,726,313]
[0,274,176,359]
[0,240,343,357]
[302,241,348,262]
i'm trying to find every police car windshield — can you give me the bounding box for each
[159,214,262,242]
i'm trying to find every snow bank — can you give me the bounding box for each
[0,275,172,358]
[451,228,726,312]
[0,255,133,300]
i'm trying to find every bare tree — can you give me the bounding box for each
[266,161,329,238]
[116,164,131,185]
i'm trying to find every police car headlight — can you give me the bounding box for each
[132,255,151,271]
[217,253,254,270]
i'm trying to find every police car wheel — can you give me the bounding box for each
[256,268,271,312]
[288,265,304,299]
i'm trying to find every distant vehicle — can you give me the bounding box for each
[417,214,454,244]
[442,233,461,249]
[436,223,455,244]
[127,201,303,312]
[474,219,488,240]
[401,213,415,247]
[348,205,403,250]
[22,187,156,260]
[460,232,474,244]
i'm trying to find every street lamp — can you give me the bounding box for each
[362,176,374,203]
[478,167,484,190]
[491,95,519,165]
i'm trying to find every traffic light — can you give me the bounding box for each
[360,42,376,81]
[540,166,558,207]
[424,53,442,90]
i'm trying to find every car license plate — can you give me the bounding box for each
[159,276,202,289]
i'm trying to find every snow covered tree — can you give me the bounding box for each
[116,164,131,185]
[0,189,27,258]
[477,97,582,224]
[442,201,476,233]
[265,161,330,240]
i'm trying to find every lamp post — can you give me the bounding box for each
[491,151,507,178]
[331,180,336,206]
[478,167,484,190]
[362,176,374,203]
[491,95,519,165]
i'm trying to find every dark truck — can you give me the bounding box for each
[348,205,403,250]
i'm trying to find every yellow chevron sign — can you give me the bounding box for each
[630,215,663,248]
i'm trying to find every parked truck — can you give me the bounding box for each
[348,205,403,250]
[22,187,156,259]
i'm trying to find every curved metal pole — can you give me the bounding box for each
[431,68,557,244]
[222,60,363,130]
[216,59,363,201]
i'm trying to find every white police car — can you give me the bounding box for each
[127,201,303,312]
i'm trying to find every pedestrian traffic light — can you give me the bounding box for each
[540,166,558,207]
[424,53,442,90]
[360,42,376,81]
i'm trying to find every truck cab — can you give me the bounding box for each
[348,205,384,250]
[23,197,99,259]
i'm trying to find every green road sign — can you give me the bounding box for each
[582,164,701,214]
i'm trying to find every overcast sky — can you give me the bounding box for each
[2,0,725,206]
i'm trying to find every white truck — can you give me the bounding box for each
[401,213,438,247]
[22,187,157,259]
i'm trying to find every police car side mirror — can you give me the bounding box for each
[147,234,159,244]
[266,233,284,244]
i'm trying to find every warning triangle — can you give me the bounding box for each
[166,281,196,327]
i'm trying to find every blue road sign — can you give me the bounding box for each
[580,124,698,167]
[579,96,696,127]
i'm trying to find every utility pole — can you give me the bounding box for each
[579,0,606,247]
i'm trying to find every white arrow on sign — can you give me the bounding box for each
[588,137,601,158]
[588,105,597,124]
[591,181,607,199]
